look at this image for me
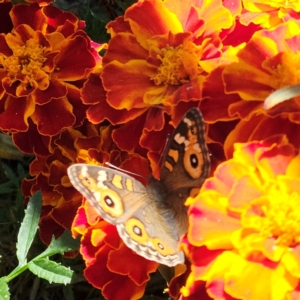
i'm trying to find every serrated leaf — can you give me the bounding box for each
[16,190,42,265]
[37,230,79,259]
[0,277,10,300]
[28,258,74,285]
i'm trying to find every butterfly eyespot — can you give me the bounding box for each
[84,176,90,184]
[152,237,175,255]
[79,173,94,187]
[184,147,202,179]
[100,189,124,217]
[104,195,114,207]
[157,243,164,250]
[133,225,142,236]
[190,154,198,168]
[125,218,148,243]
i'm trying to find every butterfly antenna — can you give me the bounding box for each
[104,162,145,179]
[152,133,170,178]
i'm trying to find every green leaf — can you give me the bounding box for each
[6,229,79,283]
[115,0,136,14]
[0,181,14,194]
[90,6,111,23]
[28,258,74,285]
[115,0,128,10]
[16,190,42,265]
[36,230,80,260]
[1,163,19,187]
[63,284,75,300]
[0,277,10,300]
[17,162,26,180]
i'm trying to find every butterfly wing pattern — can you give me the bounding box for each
[67,108,210,267]
[67,164,184,266]
[158,108,211,236]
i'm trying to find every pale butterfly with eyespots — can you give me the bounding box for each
[67,108,210,267]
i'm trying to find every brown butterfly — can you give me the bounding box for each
[68,108,210,266]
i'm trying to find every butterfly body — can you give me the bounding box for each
[68,108,210,267]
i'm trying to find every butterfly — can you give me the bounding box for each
[67,108,210,267]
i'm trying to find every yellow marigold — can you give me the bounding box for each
[181,135,300,300]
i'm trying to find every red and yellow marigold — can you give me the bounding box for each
[201,20,300,158]
[72,188,158,299]
[22,123,116,244]
[240,0,300,28]
[181,135,300,300]
[0,3,99,155]
[83,0,237,172]
[4,0,300,299]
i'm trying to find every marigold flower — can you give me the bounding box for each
[72,197,158,300]
[83,0,234,156]
[181,135,300,300]
[240,0,300,28]
[0,3,98,155]
[102,2,203,106]
[223,21,300,108]
[22,123,117,244]
[201,20,300,158]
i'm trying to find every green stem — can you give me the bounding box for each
[5,264,29,283]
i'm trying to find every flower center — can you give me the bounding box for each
[151,42,201,86]
[0,38,47,89]
[267,52,300,88]
[260,192,300,247]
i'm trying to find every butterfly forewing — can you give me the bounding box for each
[68,164,148,224]
[160,108,210,193]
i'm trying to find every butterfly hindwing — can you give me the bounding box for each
[116,200,185,267]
